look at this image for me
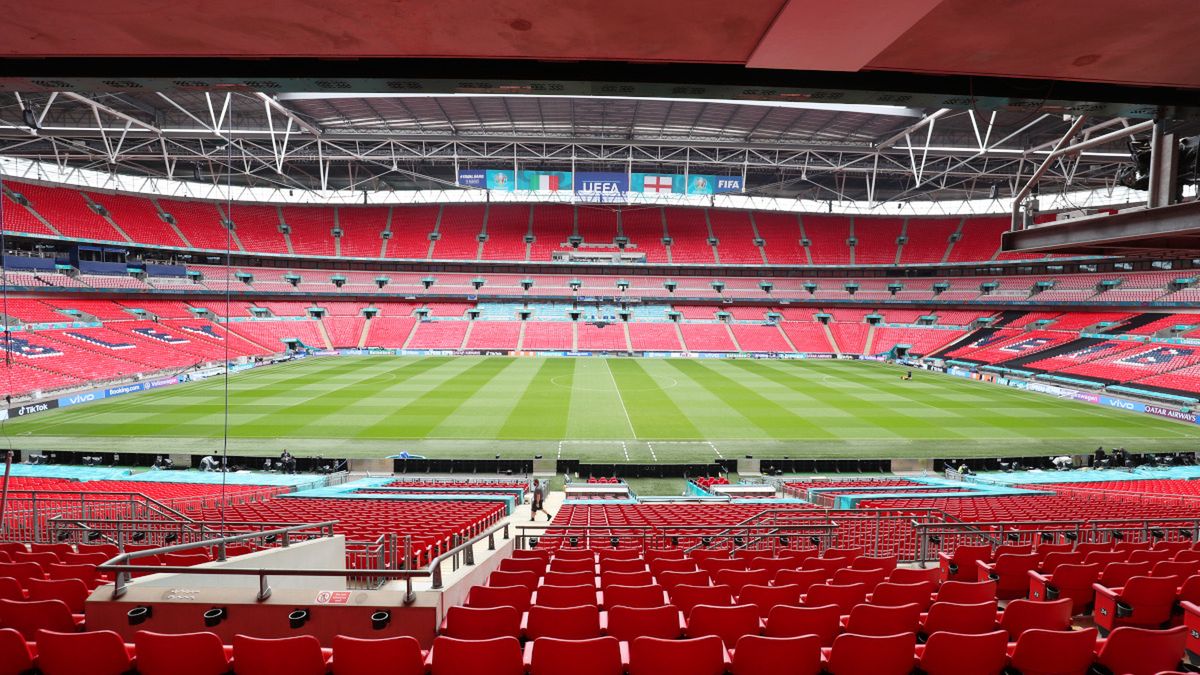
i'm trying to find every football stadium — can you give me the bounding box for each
[4,4,1200,674]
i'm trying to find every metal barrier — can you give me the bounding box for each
[513,509,950,563]
[911,516,1200,566]
[98,520,511,604]
[3,491,198,543]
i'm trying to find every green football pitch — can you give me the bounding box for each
[7,356,1200,461]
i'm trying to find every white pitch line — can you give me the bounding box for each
[557,440,563,459]
[621,441,630,461]
[647,442,658,462]
[602,359,637,439]
[708,441,724,459]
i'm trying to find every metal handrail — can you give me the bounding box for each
[910,515,1200,565]
[99,520,511,605]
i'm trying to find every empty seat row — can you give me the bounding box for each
[447,596,1072,646]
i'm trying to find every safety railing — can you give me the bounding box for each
[98,520,511,604]
[2,491,198,543]
[46,517,337,551]
[513,508,961,563]
[911,515,1200,565]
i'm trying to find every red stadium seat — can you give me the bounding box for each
[649,558,698,575]
[868,581,936,610]
[0,599,78,638]
[599,571,653,589]
[35,629,132,675]
[488,570,539,590]
[134,631,232,675]
[824,547,865,561]
[1007,628,1098,675]
[686,603,762,647]
[851,555,898,572]
[730,634,822,675]
[1099,561,1153,587]
[975,553,1039,599]
[25,578,88,614]
[1027,563,1101,613]
[841,602,921,636]
[499,558,547,575]
[997,598,1073,639]
[602,584,668,609]
[1093,575,1181,632]
[430,636,523,675]
[0,563,44,588]
[940,544,992,581]
[658,570,710,590]
[442,605,522,640]
[628,636,727,675]
[330,635,426,675]
[553,550,596,562]
[644,549,686,562]
[763,604,841,646]
[934,580,996,604]
[669,584,735,616]
[0,577,24,601]
[232,635,327,675]
[773,568,828,592]
[535,584,598,608]
[524,604,602,640]
[715,569,772,594]
[889,567,941,585]
[803,583,867,613]
[549,558,595,574]
[46,564,103,590]
[542,571,596,587]
[917,630,1008,675]
[825,632,916,675]
[737,584,802,618]
[919,601,999,638]
[598,558,647,574]
[605,605,685,641]
[596,549,640,562]
[527,636,624,675]
[0,627,34,675]
[466,585,533,612]
[829,567,888,590]
[1093,626,1187,675]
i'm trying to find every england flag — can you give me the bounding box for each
[643,175,673,193]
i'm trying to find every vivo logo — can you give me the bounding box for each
[1105,399,1136,410]
[66,393,97,404]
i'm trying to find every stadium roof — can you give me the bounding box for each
[0,91,1188,205]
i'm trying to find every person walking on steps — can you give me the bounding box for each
[530,479,554,521]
